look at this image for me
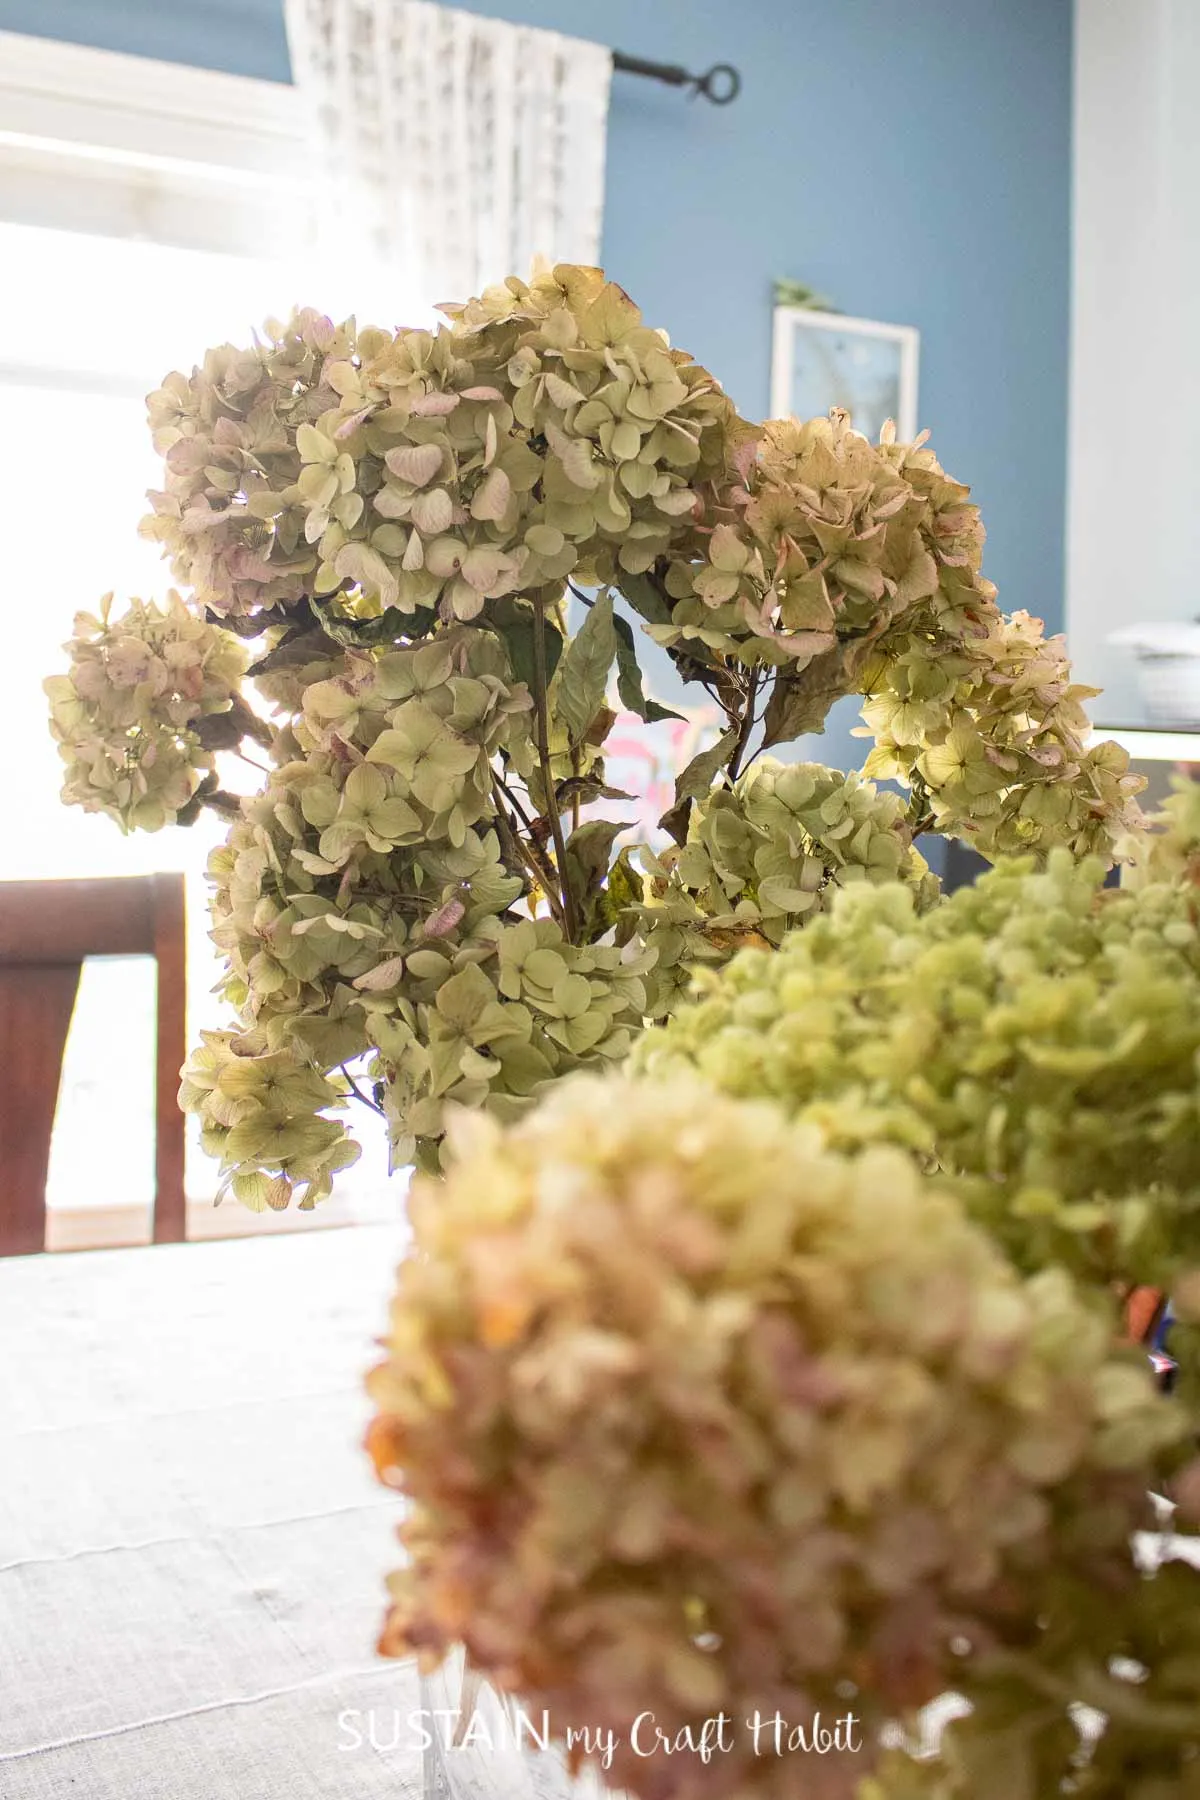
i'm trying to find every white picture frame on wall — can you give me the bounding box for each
[771,306,920,443]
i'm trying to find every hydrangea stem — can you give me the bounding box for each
[726,668,761,781]
[905,771,935,836]
[490,773,564,926]
[531,594,580,941]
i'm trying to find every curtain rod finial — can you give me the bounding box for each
[611,52,742,105]
[695,63,740,105]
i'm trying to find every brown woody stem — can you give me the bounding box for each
[905,772,935,836]
[726,669,760,782]
[531,594,579,941]
[491,775,564,926]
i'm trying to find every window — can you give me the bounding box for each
[1,31,408,1240]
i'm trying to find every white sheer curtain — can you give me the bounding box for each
[283,0,612,312]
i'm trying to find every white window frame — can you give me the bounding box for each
[0,28,311,256]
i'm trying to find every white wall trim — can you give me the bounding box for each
[0,28,311,254]
[1067,0,1200,721]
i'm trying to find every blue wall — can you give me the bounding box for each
[0,0,292,81]
[1,0,1073,772]
[0,0,1073,635]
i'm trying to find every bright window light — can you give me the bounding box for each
[4,221,404,1225]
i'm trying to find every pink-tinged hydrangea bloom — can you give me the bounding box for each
[367,1076,1178,1800]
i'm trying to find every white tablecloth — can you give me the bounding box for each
[0,1226,593,1800]
[8,1227,1198,1796]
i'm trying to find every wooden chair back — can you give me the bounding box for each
[0,874,186,1255]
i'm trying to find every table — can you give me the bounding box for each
[0,1226,594,1800]
[7,1229,1190,1798]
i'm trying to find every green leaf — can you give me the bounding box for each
[773,277,837,312]
[490,598,563,695]
[761,657,846,748]
[673,727,738,805]
[563,819,625,933]
[555,772,635,810]
[613,615,683,724]
[246,624,329,676]
[209,603,292,639]
[555,590,617,746]
[192,710,246,752]
[308,594,437,647]
[659,726,737,844]
[175,770,219,828]
[594,844,643,938]
[615,570,672,626]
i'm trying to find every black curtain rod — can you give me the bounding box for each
[612,51,741,105]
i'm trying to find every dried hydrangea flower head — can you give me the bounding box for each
[367,1077,1178,1800]
[45,592,247,830]
[142,268,734,625]
[660,413,1142,859]
[46,265,1143,1203]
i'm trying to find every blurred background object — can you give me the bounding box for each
[1107,623,1200,727]
[0,875,184,1254]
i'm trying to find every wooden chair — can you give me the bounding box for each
[0,874,186,1255]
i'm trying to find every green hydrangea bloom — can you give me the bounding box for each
[632,758,940,1016]
[638,851,1200,1299]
